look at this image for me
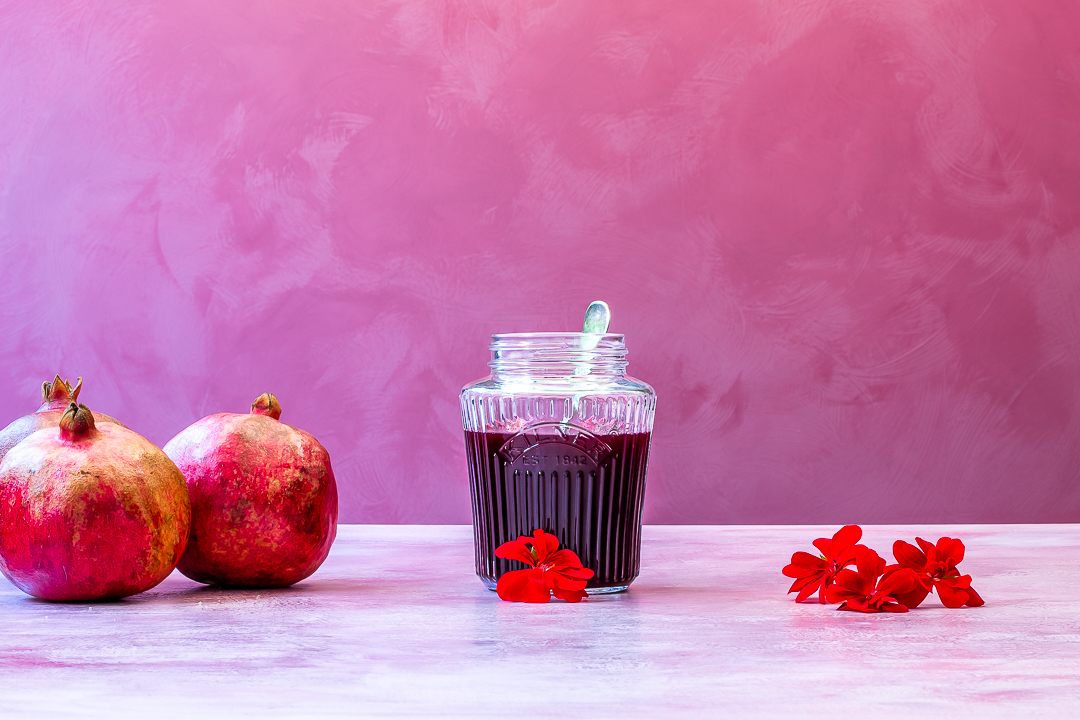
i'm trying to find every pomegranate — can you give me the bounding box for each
[0,375,123,462]
[0,403,190,601]
[163,393,338,588]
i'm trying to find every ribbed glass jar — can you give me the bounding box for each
[461,333,656,593]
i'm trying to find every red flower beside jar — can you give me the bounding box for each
[495,530,595,603]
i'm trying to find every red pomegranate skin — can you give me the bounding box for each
[0,405,190,601]
[0,376,123,462]
[163,394,338,588]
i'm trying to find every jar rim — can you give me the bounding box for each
[491,332,625,341]
[488,332,628,377]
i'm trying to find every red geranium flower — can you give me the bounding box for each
[782,524,866,603]
[886,536,984,609]
[825,546,920,613]
[494,529,595,603]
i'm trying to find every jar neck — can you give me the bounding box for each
[489,332,629,380]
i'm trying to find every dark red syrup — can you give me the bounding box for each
[464,425,651,592]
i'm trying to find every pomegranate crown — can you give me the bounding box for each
[59,402,97,441]
[251,392,282,420]
[40,375,82,409]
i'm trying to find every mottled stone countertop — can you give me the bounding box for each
[1,525,1077,718]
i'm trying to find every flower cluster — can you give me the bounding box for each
[782,525,984,613]
[494,529,594,603]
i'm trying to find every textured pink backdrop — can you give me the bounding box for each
[1,0,1079,523]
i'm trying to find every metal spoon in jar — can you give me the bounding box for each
[583,300,611,334]
[577,301,610,376]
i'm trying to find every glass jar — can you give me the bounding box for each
[460,332,656,593]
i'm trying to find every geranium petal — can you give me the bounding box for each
[785,551,825,573]
[783,564,811,579]
[877,567,918,596]
[837,598,873,613]
[531,529,561,563]
[495,540,538,567]
[834,544,865,567]
[824,583,862,604]
[934,578,969,609]
[825,589,857,604]
[892,584,931,609]
[915,536,937,560]
[496,569,535,601]
[876,565,920,595]
[965,585,985,607]
[521,581,552,603]
[784,566,825,583]
[552,574,588,592]
[549,548,587,569]
[812,538,832,557]
[789,572,824,594]
[831,568,867,593]
[795,580,822,603]
[949,574,972,589]
[880,601,909,613]
[829,568,858,590]
[936,537,965,567]
[831,525,863,555]
[559,567,595,581]
[892,540,927,570]
[553,587,587,603]
[854,547,885,581]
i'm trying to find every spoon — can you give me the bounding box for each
[577,301,610,377]
[582,300,611,334]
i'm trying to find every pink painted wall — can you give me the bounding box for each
[1,0,1078,524]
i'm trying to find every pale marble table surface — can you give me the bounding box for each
[0,524,1077,718]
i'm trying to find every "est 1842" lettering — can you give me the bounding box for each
[520,452,591,466]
